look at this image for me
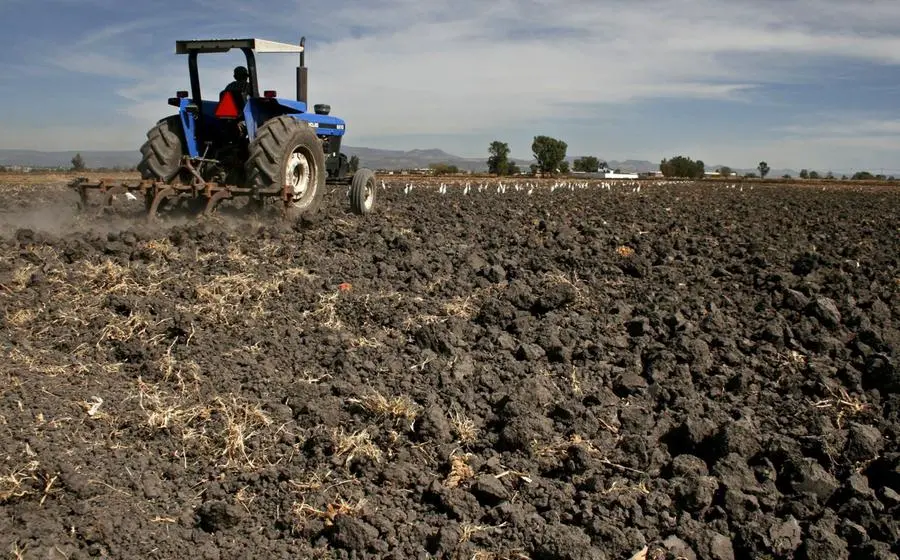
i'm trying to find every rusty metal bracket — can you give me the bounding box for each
[204,189,232,215]
[147,186,176,220]
[69,170,282,220]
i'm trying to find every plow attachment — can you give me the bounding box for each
[68,176,304,221]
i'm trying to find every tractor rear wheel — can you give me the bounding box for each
[349,168,376,214]
[137,116,185,182]
[245,115,325,216]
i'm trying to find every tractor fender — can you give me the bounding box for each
[262,98,346,132]
[269,98,308,114]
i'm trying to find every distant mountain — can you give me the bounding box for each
[0,147,489,172]
[0,147,493,172]
[343,150,664,174]
[341,147,486,172]
[563,156,659,174]
[0,150,140,169]
[709,164,801,178]
[0,148,803,177]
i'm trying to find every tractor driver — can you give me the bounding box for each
[223,65,251,104]
[220,66,251,135]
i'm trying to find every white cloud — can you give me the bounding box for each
[8,0,900,169]
[780,115,900,137]
[764,113,900,171]
[661,110,900,172]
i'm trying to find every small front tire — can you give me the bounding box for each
[349,168,376,215]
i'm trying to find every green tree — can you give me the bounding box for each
[852,171,874,180]
[487,141,511,175]
[718,166,732,177]
[757,161,770,178]
[659,155,704,178]
[532,135,567,175]
[573,156,601,172]
[507,161,521,175]
[349,155,360,173]
[71,153,86,171]
[809,170,820,179]
[558,160,569,174]
[429,162,459,175]
[799,169,809,179]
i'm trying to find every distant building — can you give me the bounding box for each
[599,171,639,179]
[573,168,640,179]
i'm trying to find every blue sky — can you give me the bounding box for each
[3,0,900,173]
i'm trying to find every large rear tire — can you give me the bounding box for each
[349,168,376,215]
[137,116,184,182]
[245,115,325,216]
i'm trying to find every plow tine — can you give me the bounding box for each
[148,186,176,221]
[99,185,128,215]
[77,184,90,211]
[68,177,95,212]
[204,189,231,216]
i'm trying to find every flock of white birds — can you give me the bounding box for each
[361,177,873,196]
[340,175,879,201]
[367,178,748,196]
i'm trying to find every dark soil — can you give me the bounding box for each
[0,178,898,560]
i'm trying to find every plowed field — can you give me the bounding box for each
[1,176,898,559]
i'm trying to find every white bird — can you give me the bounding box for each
[125,192,137,201]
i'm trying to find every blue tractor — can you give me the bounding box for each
[71,37,377,218]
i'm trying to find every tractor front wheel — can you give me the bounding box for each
[349,168,376,215]
[245,116,325,217]
[137,116,185,183]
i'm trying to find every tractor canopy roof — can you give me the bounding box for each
[175,38,304,54]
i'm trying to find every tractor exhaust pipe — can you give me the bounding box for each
[296,36,308,106]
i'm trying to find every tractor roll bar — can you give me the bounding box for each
[180,37,303,104]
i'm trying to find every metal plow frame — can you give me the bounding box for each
[69,162,307,221]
